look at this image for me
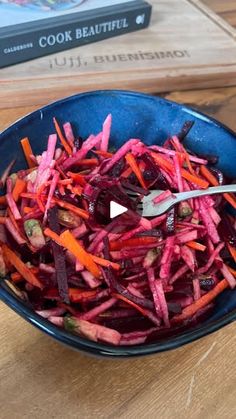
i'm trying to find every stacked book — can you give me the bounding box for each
[0,0,152,68]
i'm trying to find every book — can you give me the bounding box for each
[0,0,152,68]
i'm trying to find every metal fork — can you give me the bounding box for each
[126,184,236,217]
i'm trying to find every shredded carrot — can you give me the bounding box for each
[91,255,120,270]
[0,195,6,205]
[12,178,26,202]
[228,265,236,277]
[58,179,73,185]
[36,183,47,212]
[151,152,209,188]
[69,288,97,303]
[52,198,89,220]
[11,267,39,283]
[181,168,209,189]
[227,243,236,263]
[60,230,100,278]
[200,165,236,209]
[183,151,195,175]
[23,206,36,214]
[20,137,35,168]
[93,150,113,158]
[66,184,83,196]
[172,279,228,323]
[112,293,147,316]
[44,228,61,244]
[74,159,99,167]
[186,241,206,252]
[121,166,132,178]
[45,228,100,278]
[53,117,72,155]
[125,152,147,189]
[67,172,86,186]
[2,244,43,289]
[0,216,7,224]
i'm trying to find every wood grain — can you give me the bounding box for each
[0,1,236,419]
[1,0,236,109]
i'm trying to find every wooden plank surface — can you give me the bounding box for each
[1,0,236,109]
[1,1,236,419]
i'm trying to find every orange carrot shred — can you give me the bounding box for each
[60,230,100,278]
[20,137,35,168]
[91,255,120,270]
[151,152,209,189]
[2,244,43,289]
[112,293,147,316]
[53,117,72,155]
[44,228,101,278]
[12,178,26,202]
[227,243,236,263]
[200,165,236,209]
[93,150,113,158]
[125,152,147,189]
[172,279,228,323]
[186,241,206,252]
[52,198,89,220]
[44,227,61,244]
[121,166,132,178]
[0,195,7,206]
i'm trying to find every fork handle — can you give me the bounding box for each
[175,184,236,202]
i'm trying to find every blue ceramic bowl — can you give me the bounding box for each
[1,90,236,357]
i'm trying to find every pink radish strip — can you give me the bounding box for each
[193,278,201,301]
[79,297,117,321]
[81,270,101,289]
[173,154,184,192]
[6,193,22,220]
[177,230,198,244]
[181,245,195,272]
[147,268,162,317]
[5,218,26,245]
[153,190,173,205]
[155,280,170,327]
[63,122,75,144]
[36,307,65,319]
[149,145,208,165]
[199,198,220,244]
[220,263,236,289]
[62,132,102,170]
[101,139,139,174]
[120,336,147,345]
[72,222,88,239]
[43,170,60,224]
[151,214,167,228]
[101,114,112,151]
[160,236,175,279]
[196,242,224,274]
[48,316,64,327]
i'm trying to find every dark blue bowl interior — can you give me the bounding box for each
[0,90,236,357]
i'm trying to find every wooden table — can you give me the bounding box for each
[0,2,236,418]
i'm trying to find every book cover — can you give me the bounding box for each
[0,0,152,68]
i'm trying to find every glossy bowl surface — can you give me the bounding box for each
[1,90,236,357]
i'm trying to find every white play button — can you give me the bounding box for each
[110,201,128,219]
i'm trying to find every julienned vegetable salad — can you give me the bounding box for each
[0,115,236,346]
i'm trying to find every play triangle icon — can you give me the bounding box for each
[110,201,128,219]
